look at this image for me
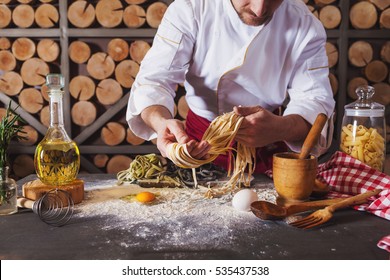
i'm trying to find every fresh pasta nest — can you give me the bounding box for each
[167,111,256,198]
[340,124,385,171]
[116,153,180,186]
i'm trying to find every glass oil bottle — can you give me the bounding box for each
[34,74,80,185]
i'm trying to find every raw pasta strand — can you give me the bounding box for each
[167,111,256,197]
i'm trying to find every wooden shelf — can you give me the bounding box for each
[67,28,157,38]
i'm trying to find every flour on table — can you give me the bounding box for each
[75,180,277,254]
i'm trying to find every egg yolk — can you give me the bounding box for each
[136,191,156,203]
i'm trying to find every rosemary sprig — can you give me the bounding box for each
[0,102,27,205]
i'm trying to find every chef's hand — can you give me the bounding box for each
[233,106,282,147]
[156,119,210,159]
[141,105,210,159]
[233,105,310,147]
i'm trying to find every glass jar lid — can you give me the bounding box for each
[344,85,384,117]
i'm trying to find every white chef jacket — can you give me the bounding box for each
[127,0,335,155]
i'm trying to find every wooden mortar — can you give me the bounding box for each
[273,152,317,205]
[273,113,328,205]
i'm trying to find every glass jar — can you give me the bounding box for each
[34,74,80,185]
[0,166,18,215]
[340,85,386,171]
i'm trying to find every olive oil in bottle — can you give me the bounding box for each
[34,74,80,185]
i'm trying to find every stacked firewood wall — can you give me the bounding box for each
[0,0,389,179]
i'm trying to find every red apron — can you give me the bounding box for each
[185,109,288,174]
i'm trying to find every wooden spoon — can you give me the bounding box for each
[250,197,367,220]
[299,113,328,159]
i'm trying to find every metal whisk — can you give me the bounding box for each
[18,189,74,227]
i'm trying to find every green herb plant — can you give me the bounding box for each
[0,103,27,205]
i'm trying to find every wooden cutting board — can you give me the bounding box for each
[22,178,84,204]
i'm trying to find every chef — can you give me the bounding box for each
[126,0,335,173]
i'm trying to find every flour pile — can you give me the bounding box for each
[74,179,277,254]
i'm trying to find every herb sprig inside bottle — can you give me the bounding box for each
[0,103,27,205]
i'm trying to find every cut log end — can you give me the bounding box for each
[95,0,123,28]
[0,50,16,71]
[348,40,374,67]
[12,37,36,61]
[369,0,390,11]
[319,5,342,29]
[364,60,389,83]
[93,154,109,168]
[0,5,11,28]
[96,78,123,105]
[123,4,146,28]
[68,0,96,28]
[126,128,145,145]
[69,75,96,101]
[0,71,24,96]
[114,59,139,88]
[0,37,11,50]
[101,122,126,146]
[37,39,60,62]
[19,88,44,114]
[146,2,168,28]
[69,41,91,64]
[12,4,35,28]
[380,8,390,29]
[35,3,60,28]
[20,58,50,86]
[87,52,115,80]
[350,2,378,29]
[106,155,132,174]
[129,40,150,64]
[71,100,97,127]
[107,38,129,62]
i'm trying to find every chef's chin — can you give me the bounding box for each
[240,13,272,26]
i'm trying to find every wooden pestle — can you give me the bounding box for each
[299,113,328,159]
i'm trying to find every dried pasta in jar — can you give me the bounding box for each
[340,124,385,171]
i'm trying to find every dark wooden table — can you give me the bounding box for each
[0,174,389,260]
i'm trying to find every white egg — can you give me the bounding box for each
[232,189,258,212]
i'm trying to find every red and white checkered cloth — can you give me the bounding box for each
[317,151,390,220]
[317,151,390,252]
